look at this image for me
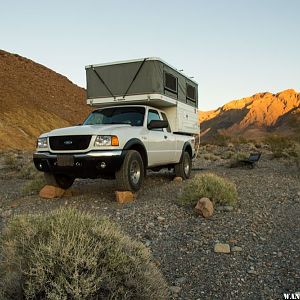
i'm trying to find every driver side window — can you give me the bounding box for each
[147,109,162,131]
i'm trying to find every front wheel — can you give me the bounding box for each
[115,150,144,192]
[44,173,75,189]
[174,151,192,179]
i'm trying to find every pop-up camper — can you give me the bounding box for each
[85,57,199,134]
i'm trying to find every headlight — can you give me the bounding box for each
[94,135,119,147]
[37,137,48,148]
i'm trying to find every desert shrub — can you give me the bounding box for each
[18,162,39,179]
[228,151,249,168]
[179,173,238,207]
[4,153,18,169]
[211,134,231,146]
[221,150,235,159]
[203,153,220,161]
[0,208,168,300]
[264,135,292,158]
[288,142,300,171]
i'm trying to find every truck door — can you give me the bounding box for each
[146,109,176,166]
[160,111,177,162]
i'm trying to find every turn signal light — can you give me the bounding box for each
[111,136,119,146]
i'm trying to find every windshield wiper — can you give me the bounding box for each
[108,122,132,125]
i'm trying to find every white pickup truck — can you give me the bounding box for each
[33,58,199,191]
[33,105,195,191]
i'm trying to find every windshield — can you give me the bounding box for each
[83,107,145,126]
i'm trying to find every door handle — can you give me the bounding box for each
[164,135,168,139]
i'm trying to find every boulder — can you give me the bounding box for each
[115,191,135,204]
[195,197,214,218]
[214,243,230,253]
[39,185,65,199]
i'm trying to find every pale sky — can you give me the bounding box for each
[1,0,299,110]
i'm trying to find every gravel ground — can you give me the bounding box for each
[0,149,299,300]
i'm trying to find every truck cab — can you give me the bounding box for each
[33,105,195,191]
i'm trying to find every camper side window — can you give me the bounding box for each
[186,83,197,107]
[186,84,196,101]
[164,72,178,96]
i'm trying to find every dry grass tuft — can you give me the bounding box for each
[179,173,238,207]
[0,208,168,300]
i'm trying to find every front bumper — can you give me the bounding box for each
[33,150,124,178]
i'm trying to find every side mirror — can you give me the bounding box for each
[147,120,169,130]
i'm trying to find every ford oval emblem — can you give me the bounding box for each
[64,140,73,145]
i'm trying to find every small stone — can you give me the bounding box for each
[231,246,243,252]
[175,277,186,285]
[247,269,257,275]
[157,216,165,222]
[144,240,151,247]
[39,185,65,199]
[223,205,234,212]
[229,239,238,244]
[214,243,230,253]
[170,286,182,294]
[115,191,135,204]
[195,197,214,218]
[173,176,183,182]
[297,191,300,196]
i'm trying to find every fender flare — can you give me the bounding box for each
[122,138,148,168]
[179,141,193,162]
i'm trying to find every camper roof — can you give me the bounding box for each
[85,57,198,85]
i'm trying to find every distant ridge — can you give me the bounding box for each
[0,50,91,149]
[199,89,300,141]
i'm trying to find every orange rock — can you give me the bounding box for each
[195,197,214,218]
[39,185,65,199]
[115,191,135,204]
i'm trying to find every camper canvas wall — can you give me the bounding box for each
[85,57,199,134]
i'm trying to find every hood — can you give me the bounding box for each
[42,124,131,137]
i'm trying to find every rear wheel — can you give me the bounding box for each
[44,173,75,189]
[115,150,144,191]
[174,151,192,179]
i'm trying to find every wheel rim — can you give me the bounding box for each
[130,160,141,185]
[184,155,190,175]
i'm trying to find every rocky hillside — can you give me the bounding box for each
[0,50,91,149]
[200,89,300,141]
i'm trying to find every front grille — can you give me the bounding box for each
[49,135,92,150]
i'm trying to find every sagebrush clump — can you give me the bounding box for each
[0,209,168,300]
[264,135,292,158]
[179,173,238,207]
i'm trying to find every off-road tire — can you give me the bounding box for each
[115,150,144,191]
[44,173,75,189]
[174,151,192,179]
